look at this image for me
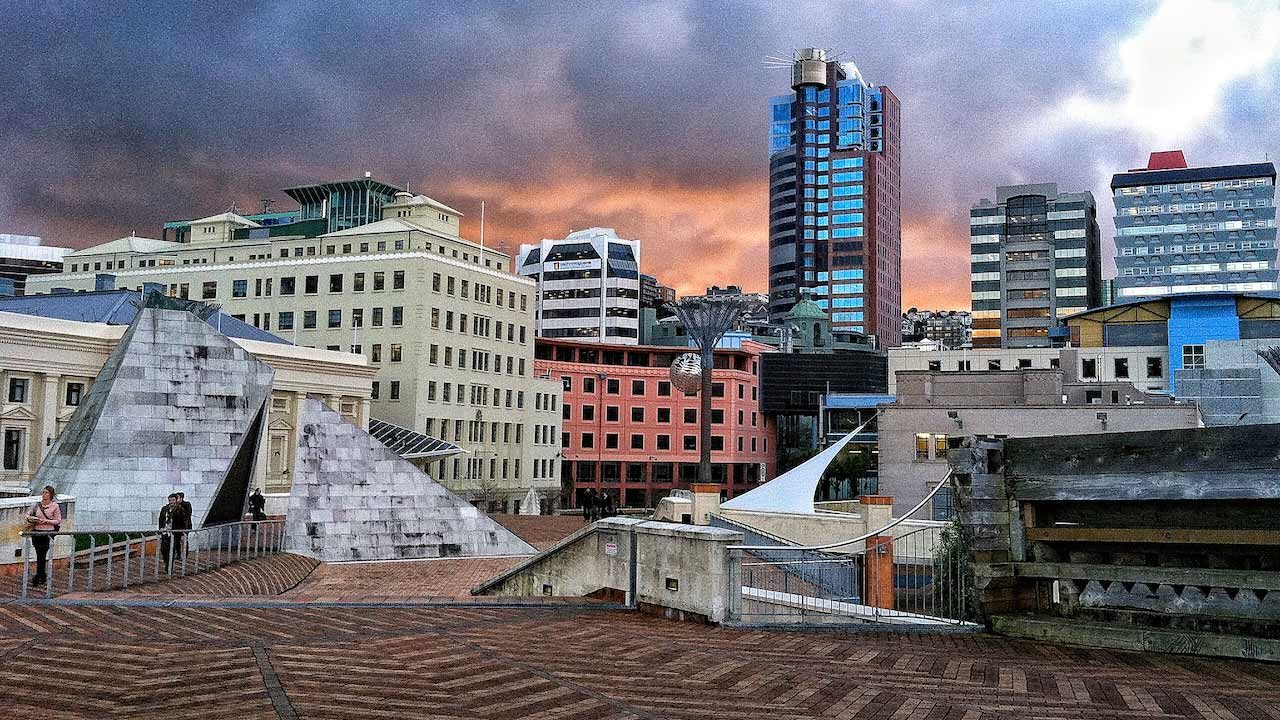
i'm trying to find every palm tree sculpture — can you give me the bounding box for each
[666,296,753,484]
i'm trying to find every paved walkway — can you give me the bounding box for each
[0,603,1277,719]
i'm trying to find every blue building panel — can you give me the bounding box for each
[1167,295,1241,393]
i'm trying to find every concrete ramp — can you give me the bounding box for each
[473,517,742,623]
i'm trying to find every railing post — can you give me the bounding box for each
[216,526,223,568]
[20,535,30,601]
[181,530,188,576]
[122,533,130,589]
[44,537,53,600]
[106,533,114,591]
[66,535,75,595]
[166,531,174,578]
[727,548,742,623]
[88,535,96,593]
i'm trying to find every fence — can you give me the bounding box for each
[726,473,977,627]
[18,520,284,600]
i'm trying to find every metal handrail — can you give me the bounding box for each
[16,519,285,600]
[729,470,954,552]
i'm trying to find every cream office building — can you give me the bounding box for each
[28,194,563,512]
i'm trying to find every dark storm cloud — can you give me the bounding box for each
[2,1,1277,306]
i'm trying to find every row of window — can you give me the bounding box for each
[1120,239,1272,256]
[3,377,85,406]
[425,381,528,409]
[559,376,756,401]
[563,404,759,427]
[431,272,527,310]
[1116,177,1272,196]
[427,345,527,377]
[222,271,405,300]
[567,431,764,453]
[238,306,404,332]
[430,309,528,345]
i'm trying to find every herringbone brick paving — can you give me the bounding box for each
[0,603,1277,718]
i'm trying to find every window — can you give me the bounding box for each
[351,309,363,328]
[987,359,1001,371]
[1081,358,1097,379]
[329,274,343,293]
[353,273,366,292]
[657,381,671,396]
[278,311,294,330]
[711,409,724,424]
[1114,357,1129,378]
[374,272,386,291]
[631,434,644,450]
[683,435,697,450]
[201,281,217,300]
[390,344,402,362]
[631,379,645,396]
[581,405,594,421]
[711,382,725,398]
[373,308,384,327]
[390,381,401,400]
[605,433,619,450]
[391,307,404,326]
[606,378,619,394]
[64,382,83,406]
[1018,359,1032,369]
[432,273,441,292]
[606,406,619,422]
[8,378,28,403]
[657,435,671,450]
[683,408,696,424]
[915,433,930,459]
[657,408,671,423]
[393,270,405,290]
[581,433,594,449]
[305,275,318,294]
[3,429,20,470]
[372,344,382,363]
[631,407,644,423]
[934,434,947,455]
[232,279,247,298]
[328,309,342,328]
[583,377,596,393]
[1146,357,1163,378]
[1183,344,1206,370]
[280,277,295,295]
[303,311,317,329]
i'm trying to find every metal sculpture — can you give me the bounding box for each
[666,296,752,484]
[669,352,703,394]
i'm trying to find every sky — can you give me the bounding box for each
[3,0,1279,309]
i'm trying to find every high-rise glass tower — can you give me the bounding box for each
[767,48,901,346]
[1112,151,1277,300]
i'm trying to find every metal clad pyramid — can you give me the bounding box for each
[33,300,274,530]
[287,399,535,561]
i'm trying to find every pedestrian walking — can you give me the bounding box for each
[248,488,267,521]
[24,485,61,587]
[174,491,193,561]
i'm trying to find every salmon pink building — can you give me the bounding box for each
[534,338,776,508]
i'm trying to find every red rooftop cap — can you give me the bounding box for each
[1146,150,1188,170]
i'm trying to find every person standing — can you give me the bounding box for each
[248,488,267,522]
[174,492,193,561]
[24,485,61,587]
[582,488,597,523]
[158,494,180,571]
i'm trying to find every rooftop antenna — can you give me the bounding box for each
[479,200,485,252]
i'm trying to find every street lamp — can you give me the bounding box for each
[667,296,752,485]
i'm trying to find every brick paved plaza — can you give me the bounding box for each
[1,597,1278,719]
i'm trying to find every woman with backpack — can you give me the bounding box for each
[25,485,62,587]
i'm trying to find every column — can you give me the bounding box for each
[358,398,371,430]
[37,374,61,465]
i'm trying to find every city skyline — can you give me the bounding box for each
[3,1,1279,309]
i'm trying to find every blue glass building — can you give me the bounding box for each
[767,48,901,346]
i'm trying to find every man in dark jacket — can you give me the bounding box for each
[158,494,180,571]
[582,489,596,523]
[248,489,267,521]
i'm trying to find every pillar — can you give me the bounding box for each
[864,535,895,611]
[38,374,61,464]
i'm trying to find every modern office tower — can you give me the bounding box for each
[1112,151,1278,300]
[28,188,563,512]
[516,228,641,345]
[0,234,71,295]
[640,273,676,310]
[767,47,902,346]
[969,184,1102,348]
[284,175,404,234]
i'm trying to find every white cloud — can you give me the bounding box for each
[1050,0,1280,144]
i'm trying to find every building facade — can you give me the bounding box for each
[0,234,70,295]
[1112,151,1277,299]
[28,191,562,512]
[878,369,1202,519]
[536,338,776,509]
[517,228,641,345]
[768,48,902,345]
[970,183,1101,348]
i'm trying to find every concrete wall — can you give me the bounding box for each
[475,517,743,623]
[715,508,944,561]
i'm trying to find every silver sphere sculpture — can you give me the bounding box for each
[669,352,703,394]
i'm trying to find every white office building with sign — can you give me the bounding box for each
[517,228,641,345]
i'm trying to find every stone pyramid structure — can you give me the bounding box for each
[33,297,274,530]
[287,399,535,561]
